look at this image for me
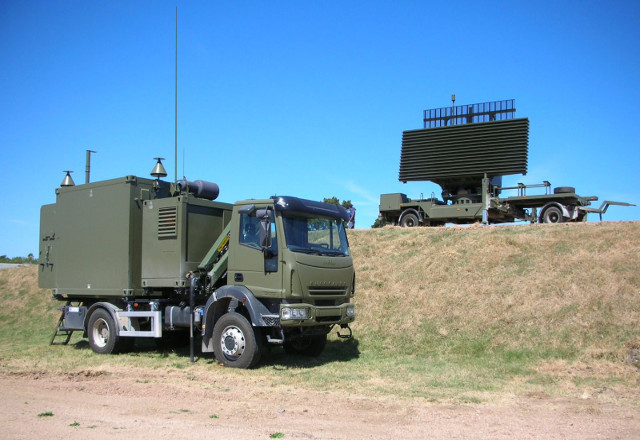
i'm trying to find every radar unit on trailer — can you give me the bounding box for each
[379,98,633,227]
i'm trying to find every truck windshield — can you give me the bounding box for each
[282,213,350,257]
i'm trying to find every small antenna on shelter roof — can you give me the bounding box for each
[151,157,168,179]
[174,6,178,185]
[85,149,96,184]
[61,171,75,187]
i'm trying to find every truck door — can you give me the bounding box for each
[229,207,283,298]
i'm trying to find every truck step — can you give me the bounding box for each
[50,328,75,345]
[49,301,82,346]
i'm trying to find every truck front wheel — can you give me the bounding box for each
[212,312,262,369]
[542,206,564,224]
[284,334,327,357]
[400,213,419,227]
[88,308,120,354]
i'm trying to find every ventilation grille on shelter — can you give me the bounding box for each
[158,206,178,238]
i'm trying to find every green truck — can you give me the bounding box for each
[39,162,355,368]
[380,99,632,227]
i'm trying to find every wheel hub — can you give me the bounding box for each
[93,319,109,348]
[220,326,245,358]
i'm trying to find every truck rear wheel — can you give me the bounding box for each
[400,213,419,227]
[542,206,564,224]
[212,312,262,369]
[88,308,120,354]
[283,334,327,357]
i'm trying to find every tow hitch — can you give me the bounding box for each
[337,324,352,339]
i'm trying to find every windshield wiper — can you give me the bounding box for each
[293,248,322,255]
[320,250,346,256]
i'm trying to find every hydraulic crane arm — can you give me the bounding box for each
[198,223,231,286]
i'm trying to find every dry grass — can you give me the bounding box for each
[349,221,640,366]
[0,266,59,341]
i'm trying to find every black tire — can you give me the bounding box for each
[118,336,136,353]
[542,206,564,224]
[554,186,575,194]
[283,334,327,357]
[88,308,120,354]
[212,312,262,369]
[400,213,419,227]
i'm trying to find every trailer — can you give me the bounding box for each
[40,160,355,368]
[379,99,633,227]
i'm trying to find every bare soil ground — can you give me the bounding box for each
[1,367,638,440]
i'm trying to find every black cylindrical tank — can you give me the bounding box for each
[178,179,219,201]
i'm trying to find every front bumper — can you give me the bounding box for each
[279,302,355,327]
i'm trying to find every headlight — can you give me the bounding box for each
[281,307,309,320]
[346,306,355,318]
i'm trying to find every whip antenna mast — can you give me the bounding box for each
[174,7,178,184]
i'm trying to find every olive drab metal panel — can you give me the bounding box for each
[38,204,57,288]
[37,176,170,298]
[140,196,232,288]
[228,201,284,300]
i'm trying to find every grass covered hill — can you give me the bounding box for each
[0,221,638,402]
[349,222,639,365]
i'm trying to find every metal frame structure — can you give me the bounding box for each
[423,99,516,128]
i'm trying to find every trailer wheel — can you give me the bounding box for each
[88,308,119,354]
[212,312,262,369]
[400,213,419,227]
[283,334,327,357]
[542,206,564,224]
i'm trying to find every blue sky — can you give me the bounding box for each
[1,0,639,257]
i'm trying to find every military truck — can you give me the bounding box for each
[379,99,633,227]
[39,160,355,368]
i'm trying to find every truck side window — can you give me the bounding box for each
[240,214,261,248]
[239,213,278,272]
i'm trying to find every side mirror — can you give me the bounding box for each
[259,218,272,249]
[257,208,273,249]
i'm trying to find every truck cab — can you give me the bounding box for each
[201,196,355,367]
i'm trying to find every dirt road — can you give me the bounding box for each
[1,367,638,440]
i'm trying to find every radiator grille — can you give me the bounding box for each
[308,287,347,296]
[314,299,337,307]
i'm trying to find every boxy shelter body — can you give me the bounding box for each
[39,176,232,299]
